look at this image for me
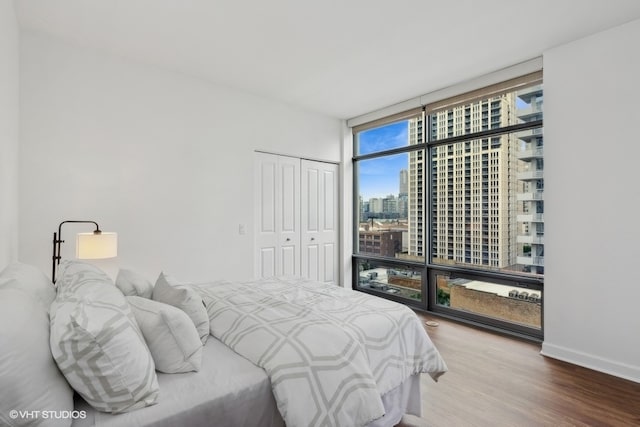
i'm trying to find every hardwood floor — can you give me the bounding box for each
[397,313,640,427]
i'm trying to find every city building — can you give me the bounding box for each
[515,85,544,274]
[358,230,403,257]
[407,119,424,259]
[406,90,543,273]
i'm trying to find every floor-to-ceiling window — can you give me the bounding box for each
[353,72,544,339]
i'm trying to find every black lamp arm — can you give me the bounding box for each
[52,220,102,284]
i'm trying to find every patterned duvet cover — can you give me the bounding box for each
[191,277,447,427]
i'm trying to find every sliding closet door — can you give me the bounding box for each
[254,153,301,278]
[301,160,339,285]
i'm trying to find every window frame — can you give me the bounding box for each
[352,73,544,341]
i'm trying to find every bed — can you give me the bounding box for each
[73,337,425,427]
[1,262,446,427]
[198,277,448,425]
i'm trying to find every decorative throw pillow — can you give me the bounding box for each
[115,268,154,298]
[152,272,209,344]
[127,296,203,373]
[50,261,159,413]
[0,262,55,311]
[0,288,74,427]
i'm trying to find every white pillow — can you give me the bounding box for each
[152,272,209,344]
[115,268,154,298]
[50,261,159,413]
[0,288,74,427]
[0,262,55,311]
[127,296,203,373]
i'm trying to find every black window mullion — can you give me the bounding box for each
[352,79,544,341]
[426,119,542,148]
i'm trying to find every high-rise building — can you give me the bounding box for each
[398,168,409,219]
[407,119,424,259]
[382,194,398,217]
[399,169,408,196]
[432,93,518,268]
[358,195,367,221]
[369,197,383,214]
[515,85,544,274]
[407,91,539,271]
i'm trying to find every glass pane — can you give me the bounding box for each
[356,259,422,302]
[429,83,543,141]
[356,151,425,262]
[355,119,419,156]
[436,274,542,330]
[430,85,543,277]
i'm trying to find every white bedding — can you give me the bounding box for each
[73,277,445,427]
[72,334,422,427]
[72,337,283,427]
[192,276,447,427]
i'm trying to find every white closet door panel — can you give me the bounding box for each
[301,160,339,285]
[260,163,276,233]
[259,248,276,278]
[305,168,319,232]
[280,161,298,233]
[305,244,319,281]
[281,245,298,276]
[323,243,335,283]
[320,162,339,284]
[255,153,301,279]
[255,153,278,277]
[301,161,319,281]
[323,169,336,232]
[278,156,300,277]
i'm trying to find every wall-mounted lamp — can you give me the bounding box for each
[52,220,117,283]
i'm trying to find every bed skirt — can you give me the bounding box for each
[369,374,421,427]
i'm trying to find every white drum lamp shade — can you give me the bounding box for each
[76,232,118,259]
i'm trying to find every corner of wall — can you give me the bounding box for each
[339,120,353,288]
[0,0,20,268]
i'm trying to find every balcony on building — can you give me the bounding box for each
[516,191,544,201]
[516,145,543,160]
[516,234,545,245]
[517,170,544,181]
[517,213,544,223]
[517,255,545,267]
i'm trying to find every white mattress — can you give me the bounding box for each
[72,337,284,427]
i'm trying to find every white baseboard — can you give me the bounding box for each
[541,342,640,384]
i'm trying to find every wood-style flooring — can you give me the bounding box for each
[397,313,640,427]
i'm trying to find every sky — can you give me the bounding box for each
[356,121,409,200]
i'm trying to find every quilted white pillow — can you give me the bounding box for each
[127,296,203,373]
[152,272,209,344]
[115,268,154,298]
[0,288,74,427]
[50,261,159,413]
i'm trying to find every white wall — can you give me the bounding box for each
[0,0,19,269]
[542,18,640,382]
[17,10,640,383]
[19,32,342,283]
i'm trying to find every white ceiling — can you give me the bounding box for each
[15,0,640,119]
